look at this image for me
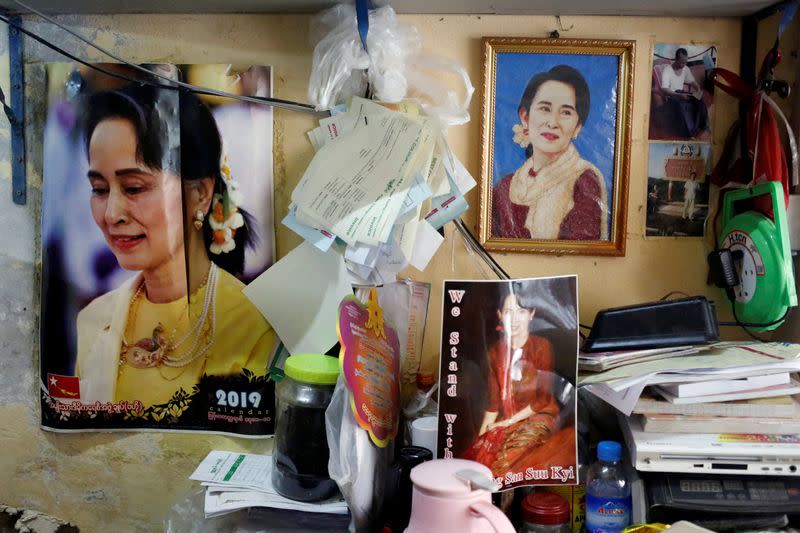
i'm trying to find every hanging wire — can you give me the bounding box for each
[2,1,327,116]
[453,218,510,280]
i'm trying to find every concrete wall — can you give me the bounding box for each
[0,13,740,532]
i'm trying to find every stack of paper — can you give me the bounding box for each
[580,342,800,415]
[636,401,800,434]
[190,450,349,519]
[653,374,800,404]
[579,345,700,372]
[286,97,476,285]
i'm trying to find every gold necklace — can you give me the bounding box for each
[162,266,213,352]
[119,264,218,370]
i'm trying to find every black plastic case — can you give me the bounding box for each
[582,296,719,352]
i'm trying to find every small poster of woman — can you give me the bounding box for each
[478,38,634,256]
[438,277,578,490]
[39,64,277,435]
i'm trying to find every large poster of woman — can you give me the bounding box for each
[477,38,633,256]
[40,64,277,435]
[437,277,578,490]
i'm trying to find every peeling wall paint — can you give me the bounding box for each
[0,12,748,532]
[0,505,78,533]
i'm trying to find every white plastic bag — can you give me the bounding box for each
[307,3,473,127]
[307,4,371,111]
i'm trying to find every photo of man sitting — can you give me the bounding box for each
[649,45,714,141]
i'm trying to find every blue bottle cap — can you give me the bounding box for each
[597,440,622,462]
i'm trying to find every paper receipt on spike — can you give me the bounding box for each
[292,113,435,246]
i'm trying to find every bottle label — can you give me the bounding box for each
[543,485,586,532]
[585,494,631,533]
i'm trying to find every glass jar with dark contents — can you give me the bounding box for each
[272,353,340,502]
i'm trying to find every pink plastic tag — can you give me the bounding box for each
[338,288,401,447]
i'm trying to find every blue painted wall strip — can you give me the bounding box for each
[9,16,25,205]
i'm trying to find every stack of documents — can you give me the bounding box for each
[580,342,800,416]
[653,372,800,404]
[244,98,476,357]
[286,97,476,285]
[190,451,349,519]
[579,345,700,372]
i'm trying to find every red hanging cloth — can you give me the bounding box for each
[710,60,790,218]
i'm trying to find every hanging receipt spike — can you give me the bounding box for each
[550,15,573,38]
[556,16,574,32]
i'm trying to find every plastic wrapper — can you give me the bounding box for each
[375,281,431,404]
[326,287,397,532]
[437,277,580,491]
[307,3,473,128]
[163,488,350,532]
[405,54,474,127]
[307,4,371,111]
[326,376,392,532]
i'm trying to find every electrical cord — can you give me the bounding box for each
[659,290,691,300]
[728,305,772,342]
[717,293,789,342]
[0,11,326,116]
[718,306,790,328]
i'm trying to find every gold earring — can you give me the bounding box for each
[193,210,204,230]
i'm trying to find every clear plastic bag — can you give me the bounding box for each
[163,487,351,532]
[307,3,473,128]
[325,287,395,532]
[307,4,371,111]
[325,376,392,532]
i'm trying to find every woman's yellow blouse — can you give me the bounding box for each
[114,268,275,407]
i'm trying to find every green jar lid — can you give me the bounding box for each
[284,354,340,385]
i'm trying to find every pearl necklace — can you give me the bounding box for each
[120,263,218,369]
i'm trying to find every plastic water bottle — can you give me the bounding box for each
[585,441,631,533]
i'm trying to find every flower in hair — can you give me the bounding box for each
[512,123,530,149]
[209,194,244,255]
[208,151,245,255]
[220,155,244,207]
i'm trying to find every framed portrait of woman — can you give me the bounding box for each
[477,38,634,256]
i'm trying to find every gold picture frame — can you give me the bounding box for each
[477,37,634,256]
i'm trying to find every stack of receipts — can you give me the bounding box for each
[190,451,348,519]
[285,97,476,285]
[579,342,800,415]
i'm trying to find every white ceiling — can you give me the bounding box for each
[0,0,778,17]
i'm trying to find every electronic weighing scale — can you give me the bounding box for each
[640,472,800,528]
